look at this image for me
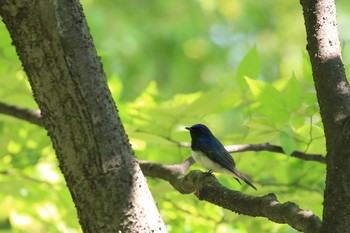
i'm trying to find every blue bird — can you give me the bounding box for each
[186,124,257,190]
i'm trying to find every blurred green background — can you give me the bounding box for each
[1,0,350,232]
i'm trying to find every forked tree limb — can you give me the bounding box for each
[139,158,322,233]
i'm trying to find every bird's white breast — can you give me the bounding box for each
[191,150,233,176]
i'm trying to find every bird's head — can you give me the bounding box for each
[185,124,213,138]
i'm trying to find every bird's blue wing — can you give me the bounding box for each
[193,135,257,190]
[197,137,236,173]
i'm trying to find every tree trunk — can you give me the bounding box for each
[0,0,166,232]
[300,0,350,232]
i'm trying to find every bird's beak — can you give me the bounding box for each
[185,127,191,131]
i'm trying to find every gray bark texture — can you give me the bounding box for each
[0,0,166,232]
[300,0,350,232]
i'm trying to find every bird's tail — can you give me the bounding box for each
[232,167,257,191]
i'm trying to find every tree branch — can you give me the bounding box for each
[0,102,43,127]
[139,159,322,233]
[225,144,326,164]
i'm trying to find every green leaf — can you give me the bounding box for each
[245,78,285,108]
[244,117,279,142]
[304,92,317,105]
[302,52,314,85]
[284,73,303,111]
[245,78,290,126]
[290,114,306,130]
[132,81,159,108]
[186,88,241,115]
[279,130,296,155]
[305,105,319,116]
[236,45,261,90]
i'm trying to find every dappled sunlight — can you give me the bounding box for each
[37,203,58,221]
[130,138,147,151]
[10,211,33,226]
[7,140,22,154]
[37,164,60,183]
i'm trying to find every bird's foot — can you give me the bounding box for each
[205,170,213,176]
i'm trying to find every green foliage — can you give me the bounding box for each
[237,45,261,90]
[284,73,304,112]
[2,0,350,232]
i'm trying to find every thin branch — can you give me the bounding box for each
[139,159,322,233]
[0,102,43,127]
[225,143,326,164]
[135,130,326,164]
[178,142,325,164]
[0,102,325,164]
[0,169,53,186]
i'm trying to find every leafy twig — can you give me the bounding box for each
[0,102,325,163]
